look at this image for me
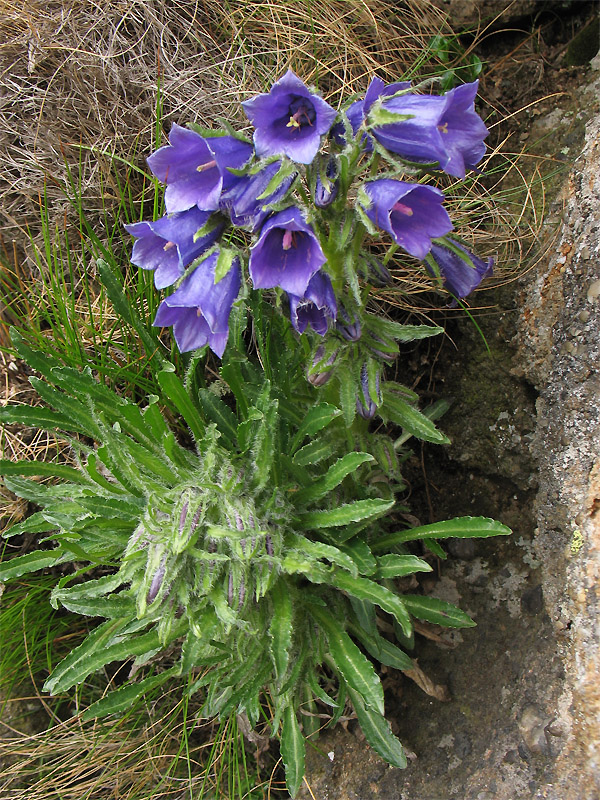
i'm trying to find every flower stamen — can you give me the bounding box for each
[392,201,414,216]
[196,159,217,172]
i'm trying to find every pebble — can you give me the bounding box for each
[519,705,551,755]
[578,309,590,323]
[587,279,600,302]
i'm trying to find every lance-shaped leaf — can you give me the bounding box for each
[290,403,341,452]
[289,535,358,577]
[375,554,433,579]
[297,499,394,531]
[269,579,293,682]
[82,667,178,720]
[329,571,412,637]
[402,595,476,628]
[157,366,205,442]
[281,705,306,798]
[0,459,89,484]
[197,389,238,448]
[0,404,87,435]
[373,515,511,551]
[310,604,384,714]
[349,624,413,671]
[379,391,450,445]
[295,452,373,503]
[0,549,72,582]
[292,439,336,467]
[347,687,407,769]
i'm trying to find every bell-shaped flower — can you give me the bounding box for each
[153,251,241,357]
[427,241,493,299]
[369,80,488,178]
[242,70,338,165]
[361,179,453,260]
[249,207,326,296]
[219,161,296,230]
[288,271,337,336]
[147,124,253,214]
[124,208,224,289]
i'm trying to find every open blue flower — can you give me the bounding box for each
[249,207,326,296]
[242,70,338,165]
[361,179,453,260]
[153,251,241,357]
[369,80,488,178]
[427,241,493,299]
[288,271,337,335]
[219,161,296,230]
[147,124,252,213]
[125,208,223,289]
[331,77,411,147]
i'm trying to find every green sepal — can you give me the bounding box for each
[214,247,237,283]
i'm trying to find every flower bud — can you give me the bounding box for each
[335,306,362,341]
[147,557,167,604]
[361,254,392,287]
[356,363,381,419]
[314,156,340,208]
[307,344,338,387]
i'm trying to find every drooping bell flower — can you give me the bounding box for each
[147,124,253,214]
[219,161,296,230]
[431,81,489,179]
[369,80,488,178]
[124,208,224,289]
[242,70,338,165]
[426,241,493,299]
[249,207,326,296]
[153,251,241,357]
[313,156,340,208]
[288,271,337,336]
[361,179,453,260]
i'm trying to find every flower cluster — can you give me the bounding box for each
[127,69,493,374]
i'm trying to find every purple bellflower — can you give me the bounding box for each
[288,271,337,336]
[147,124,252,214]
[369,80,488,178]
[427,241,493,299]
[249,207,327,296]
[153,251,241,357]
[362,179,453,260]
[242,70,338,165]
[331,77,411,147]
[124,208,224,290]
[219,161,296,230]
[314,156,340,208]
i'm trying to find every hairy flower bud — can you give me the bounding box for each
[307,344,338,387]
[356,363,381,419]
[314,156,340,208]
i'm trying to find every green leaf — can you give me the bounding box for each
[375,554,433,579]
[44,618,186,694]
[269,580,293,682]
[338,539,377,575]
[292,439,336,467]
[349,625,413,671]
[310,604,384,714]
[196,389,238,447]
[0,458,89,483]
[373,516,511,551]
[82,668,177,720]
[336,364,357,427]
[281,705,305,798]
[367,316,443,343]
[290,404,341,452]
[330,572,412,637]
[97,259,165,371]
[297,499,394,531]
[0,549,70,581]
[295,453,373,503]
[347,688,407,769]
[1,511,56,539]
[158,367,205,442]
[0,405,87,434]
[380,393,450,445]
[290,535,358,577]
[402,595,476,628]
